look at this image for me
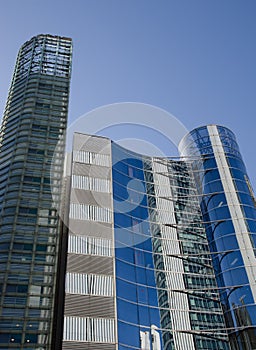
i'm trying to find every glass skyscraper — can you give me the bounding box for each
[0,34,72,349]
[180,125,256,350]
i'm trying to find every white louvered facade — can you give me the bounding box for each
[68,235,112,257]
[72,174,110,193]
[63,134,116,347]
[63,316,115,343]
[69,203,112,223]
[73,150,110,167]
[66,272,113,297]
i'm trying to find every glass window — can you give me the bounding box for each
[136,266,147,285]
[116,260,136,283]
[115,245,134,264]
[116,278,137,302]
[117,299,139,324]
[118,321,140,348]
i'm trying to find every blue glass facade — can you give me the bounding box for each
[179,125,256,350]
[112,143,163,349]
[111,142,229,349]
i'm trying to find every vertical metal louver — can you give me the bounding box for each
[65,272,113,297]
[63,316,115,342]
[68,235,112,257]
[73,151,110,167]
[69,203,112,223]
[72,175,110,192]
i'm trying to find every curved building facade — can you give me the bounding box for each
[62,132,230,349]
[179,125,256,349]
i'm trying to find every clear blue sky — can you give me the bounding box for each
[1,0,256,187]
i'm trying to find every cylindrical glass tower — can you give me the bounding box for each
[179,125,256,350]
[0,35,72,349]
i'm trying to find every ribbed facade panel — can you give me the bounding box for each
[69,203,112,223]
[73,163,111,178]
[68,234,112,257]
[67,254,113,275]
[62,342,116,350]
[73,133,112,154]
[63,316,115,342]
[74,151,110,167]
[66,272,113,297]
[62,133,116,348]
[68,219,112,238]
[70,189,112,209]
[72,175,110,192]
[64,294,115,318]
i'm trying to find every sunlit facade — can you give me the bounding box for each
[179,125,256,350]
[1,35,255,350]
[0,34,72,349]
[62,132,230,349]
[60,133,116,349]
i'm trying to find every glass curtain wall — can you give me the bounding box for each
[112,143,162,349]
[179,125,256,350]
[0,34,72,349]
[112,142,229,349]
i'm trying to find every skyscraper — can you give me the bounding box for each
[0,34,72,349]
[179,125,256,349]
